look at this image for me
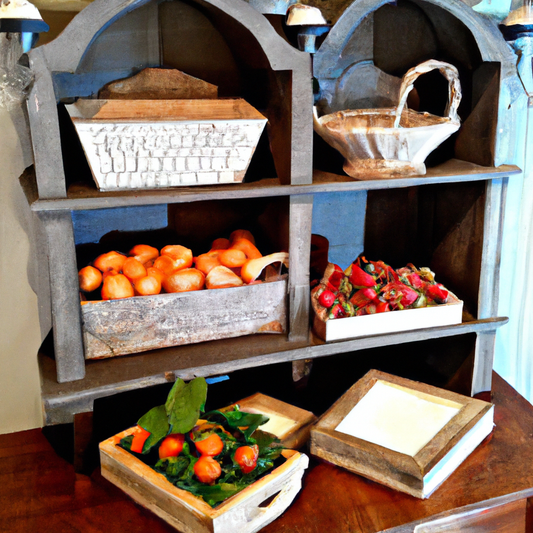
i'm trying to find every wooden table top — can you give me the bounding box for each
[2,372,533,532]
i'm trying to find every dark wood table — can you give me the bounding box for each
[3,372,533,532]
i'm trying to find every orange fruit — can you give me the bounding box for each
[229,238,262,260]
[78,265,103,292]
[93,251,126,273]
[146,267,165,284]
[195,251,222,275]
[129,244,159,265]
[163,268,205,293]
[161,245,193,269]
[219,249,247,268]
[229,229,255,245]
[122,257,147,281]
[101,273,134,300]
[210,237,230,251]
[153,255,178,276]
[102,269,120,280]
[134,275,162,296]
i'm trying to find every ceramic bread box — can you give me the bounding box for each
[66,98,267,191]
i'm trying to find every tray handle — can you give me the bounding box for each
[394,59,462,128]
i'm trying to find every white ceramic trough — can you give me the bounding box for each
[66,98,267,191]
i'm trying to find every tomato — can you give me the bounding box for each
[194,433,224,457]
[318,289,336,308]
[158,433,185,459]
[130,426,150,454]
[194,455,222,484]
[234,444,259,474]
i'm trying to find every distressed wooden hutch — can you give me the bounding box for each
[24,0,522,424]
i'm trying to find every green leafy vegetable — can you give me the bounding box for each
[138,405,170,452]
[120,378,286,507]
[203,406,270,442]
[166,377,208,434]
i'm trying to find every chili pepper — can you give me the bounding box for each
[427,283,448,303]
[329,303,346,319]
[375,301,391,313]
[349,287,378,308]
[348,264,376,288]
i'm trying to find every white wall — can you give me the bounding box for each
[0,105,43,433]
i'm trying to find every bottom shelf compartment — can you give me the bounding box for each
[40,317,507,425]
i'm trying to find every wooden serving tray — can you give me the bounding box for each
[310,370,494,499]
[100,430,308,533]
[311,288,463,342]
[221,393,317,450]
[100,392,313,533]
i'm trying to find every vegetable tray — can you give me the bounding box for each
[100,429,308,533]
[312,291,463,342]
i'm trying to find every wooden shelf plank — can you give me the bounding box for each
[25,161,521,212]
[40,317,508,425]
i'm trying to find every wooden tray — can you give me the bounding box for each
[221,393,317,450]
[100,396,310,533]
[310,370,494,498]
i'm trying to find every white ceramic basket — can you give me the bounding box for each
[313,60,462,178]
[66,98,267,191]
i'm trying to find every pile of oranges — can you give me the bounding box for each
[78,229,275,301]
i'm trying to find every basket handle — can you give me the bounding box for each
[394,59,462,128]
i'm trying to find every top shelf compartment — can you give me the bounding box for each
[311,0,522,179]
[27,0,313,200]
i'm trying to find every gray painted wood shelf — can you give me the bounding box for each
[40,317,508,425]
[24,0,523,424]
[24,160,521,211]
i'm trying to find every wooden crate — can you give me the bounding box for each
[81,278,287,359]
[221,393,317,450]
[310,370,494,499]
[99,396,310,533]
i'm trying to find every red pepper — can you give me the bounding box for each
[427,283,448,303]
[408,272,423,289]
[131,426,150,454]
[350,287,377,308]
[322,264,344,291]
[381,282,418,308]
[348,264,375,288]
[375,301,391,313]
[329,303,346,318]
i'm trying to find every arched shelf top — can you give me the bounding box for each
[35,0,307,74]
[313,0,517,80]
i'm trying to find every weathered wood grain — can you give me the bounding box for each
[39,211,86,382]
[82,279,288,359]
[41,317,508,425]
[98,68,218,100]
[27,163,521,213]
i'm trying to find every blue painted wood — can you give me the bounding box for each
[311,191,366,269]
[53,69,141,100]
[71,205,169,245]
